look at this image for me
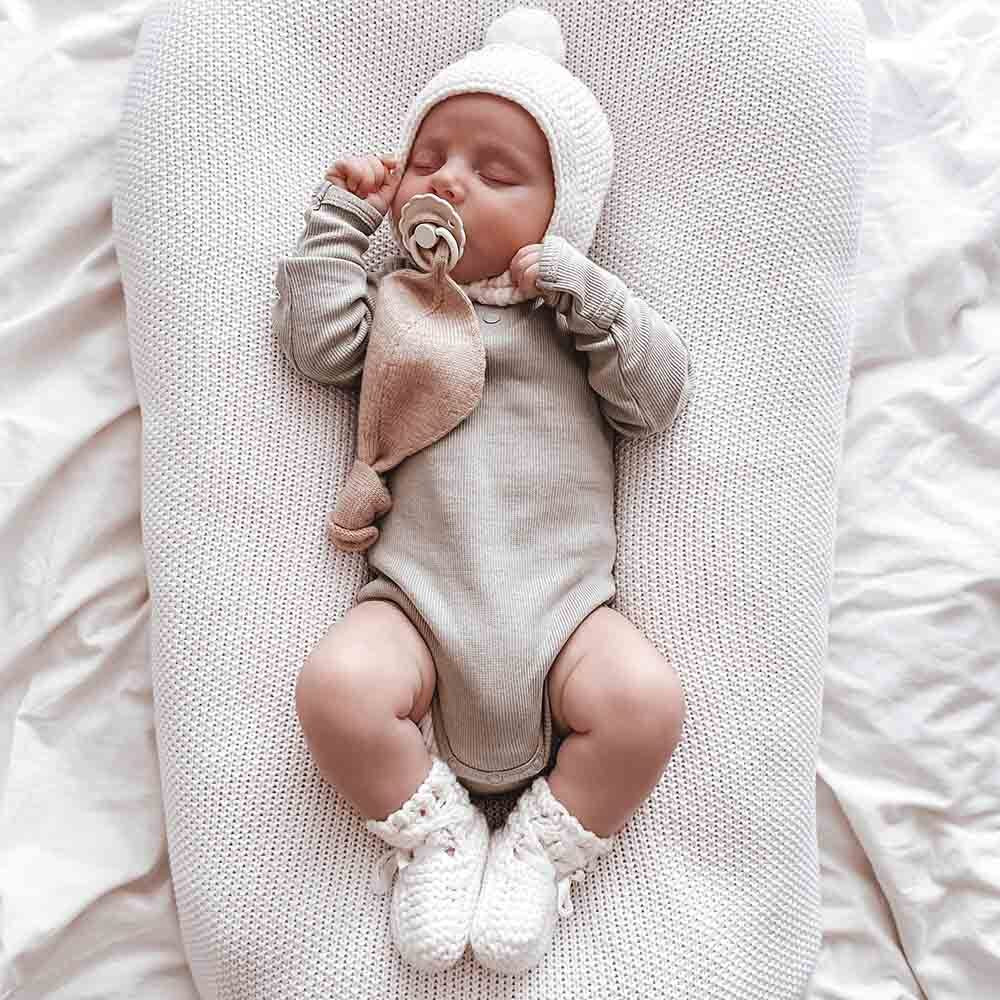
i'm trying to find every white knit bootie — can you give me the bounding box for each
[469,775,615,974]
[365,754,489,973]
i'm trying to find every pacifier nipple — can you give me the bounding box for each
[398,193,467,274]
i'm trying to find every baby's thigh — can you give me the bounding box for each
[548,606,685,741]
[297,599,437,728]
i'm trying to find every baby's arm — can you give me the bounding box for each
[272,181,392,390]
[535,235,691,439]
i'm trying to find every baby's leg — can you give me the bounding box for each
[295,599,437,821]
[545,606,686,838]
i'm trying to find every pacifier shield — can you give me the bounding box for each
[398,192,467,273]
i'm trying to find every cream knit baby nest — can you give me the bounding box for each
[112,1,869,996]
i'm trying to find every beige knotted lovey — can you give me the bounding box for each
[328,227,485,552]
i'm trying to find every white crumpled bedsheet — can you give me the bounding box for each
[807,2,1000,996]
[0,1,996,997]
[0,3,197,998]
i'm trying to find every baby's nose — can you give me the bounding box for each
[430,172,462,202]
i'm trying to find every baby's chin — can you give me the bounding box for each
[449,252,511,285]
[452,265,508,285]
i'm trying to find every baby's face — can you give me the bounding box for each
[390,93,555,285]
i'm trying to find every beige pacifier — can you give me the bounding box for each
[397,193,466,273]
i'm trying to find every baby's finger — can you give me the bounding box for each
[350,155,369,179]
[369,157,387,189]
[338,158,358,191]
[359,158,377,193]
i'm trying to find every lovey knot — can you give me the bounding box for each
[327,458,392,552]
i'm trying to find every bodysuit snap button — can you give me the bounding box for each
[482,310,501,324]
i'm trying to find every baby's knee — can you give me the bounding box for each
[606,659,686,758]
[295,638,380,736]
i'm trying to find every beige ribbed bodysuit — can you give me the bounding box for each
[273,180,691,795]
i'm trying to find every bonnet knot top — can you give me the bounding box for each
[483,6,567,64]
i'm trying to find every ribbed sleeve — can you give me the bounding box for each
[272,181,389,389]
[536,233,692,438]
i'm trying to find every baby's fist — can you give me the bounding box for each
[509,244,543,296]
[324,153,402,215]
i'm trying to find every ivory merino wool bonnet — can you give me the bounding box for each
[390,6,615,262]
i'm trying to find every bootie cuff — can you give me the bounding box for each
[525,776,616,876]
[365,756,469,850]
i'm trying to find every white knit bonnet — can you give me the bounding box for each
[389,7,615,273]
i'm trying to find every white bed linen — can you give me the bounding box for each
[807,1,1000,996]
[0,1,995,997]
[0,2,196,998]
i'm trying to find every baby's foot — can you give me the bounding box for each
[470,774,615,974]
[366,756,489,972]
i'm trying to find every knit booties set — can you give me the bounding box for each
[366,749,615,974]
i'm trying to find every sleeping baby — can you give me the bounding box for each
[272,6,691,977]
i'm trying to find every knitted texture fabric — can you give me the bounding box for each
[111,1,869,997]
[458,268,542,307]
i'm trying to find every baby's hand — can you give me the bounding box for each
[509,244,543,297]
[324,153,402,215]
